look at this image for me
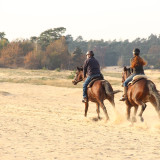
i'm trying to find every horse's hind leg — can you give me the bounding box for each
[134,99,146,122]
[99,101,109,121]
[132,106,138,122]
[84,102,89,117]
[125,101,131,121]
[138,103,147,122]
[96,103,100,119]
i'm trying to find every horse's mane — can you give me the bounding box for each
[77,66,83,71]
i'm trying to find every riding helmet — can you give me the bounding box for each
[133,48,140,56]
[86,51,94,57]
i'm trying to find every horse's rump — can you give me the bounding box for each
[128,78,148,98]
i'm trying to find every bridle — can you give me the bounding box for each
[122,72,125,84]
[73,78,83,84]
[73,71,84,85]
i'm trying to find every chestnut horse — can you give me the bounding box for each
[122,66,160,122]
[72,67,121,121]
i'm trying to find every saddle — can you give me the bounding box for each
[87,74,104,88]
[128,75,147,86]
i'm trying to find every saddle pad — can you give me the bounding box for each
[128,75,147,86]
[133,75,147,81]
[87,77,103,88]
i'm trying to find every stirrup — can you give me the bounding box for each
[82,98,87,103]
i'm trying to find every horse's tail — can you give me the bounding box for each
[102,80,122,96]
[148,80,160,111]
[112,90,123,94]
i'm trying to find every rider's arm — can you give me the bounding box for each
[83,59,88,78]
[130,58,134,73]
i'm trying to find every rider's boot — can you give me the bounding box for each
[82,97,87,103]
[119,87,127,101]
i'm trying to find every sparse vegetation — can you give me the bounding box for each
[67,71,76,79]
[0,68,82,88]
[0,68,159,87]
[102,72,122,78]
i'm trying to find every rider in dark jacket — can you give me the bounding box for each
[82,51,101,103]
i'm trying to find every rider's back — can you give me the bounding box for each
[83,57,100,76]
[130,56,146,74]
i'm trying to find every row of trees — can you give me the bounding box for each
[0,28,85,70]
[0,28,160,70]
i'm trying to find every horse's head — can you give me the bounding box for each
[72,66,84,85]
[121,66,131,85]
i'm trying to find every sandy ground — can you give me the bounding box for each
[0,81,160,160]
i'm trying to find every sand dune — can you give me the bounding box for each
[0,81,160,160]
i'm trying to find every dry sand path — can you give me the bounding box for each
[0,82,160,160]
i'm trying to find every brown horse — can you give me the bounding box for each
[72,67,121,121]
[122,66,160,122]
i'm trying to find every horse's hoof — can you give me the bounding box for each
[140,117,144,122]
[98,117,102,120]
[92,117,98,121]
[132,117,137,123]
[105,118,109,122]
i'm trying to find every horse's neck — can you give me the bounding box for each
[126,70,131,78]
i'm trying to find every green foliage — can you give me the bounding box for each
[0,32,6,40]
[0,32,9,53]
[67,71,76,79]
[55,68,61,72]
[19,40,34,56]
[0,39,9,51]
[30,36,37,43]
[42,66,47,70]
[44,36,69,70]
[37,27,66,50]
[73,46,83,55]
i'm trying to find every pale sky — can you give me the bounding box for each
[0,0,160,42]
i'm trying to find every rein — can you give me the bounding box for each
[126,69,131,78]
[73,70,86,84]
[122,68,131,83]
[74,78,83,84]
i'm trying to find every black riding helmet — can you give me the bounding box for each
[86,50,94,57]
[133,48,140,56]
